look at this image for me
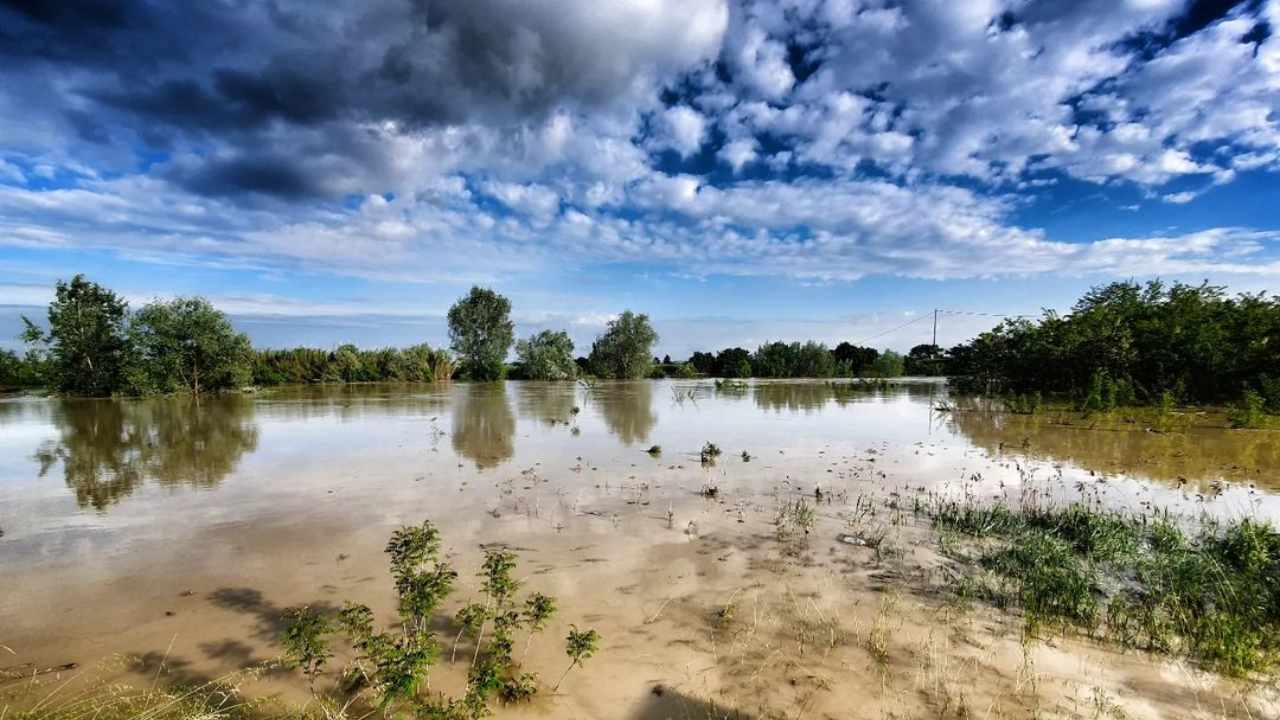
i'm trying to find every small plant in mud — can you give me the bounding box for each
[281,519,599,717]
[775,498,816,544]
[699,441,722,465]
[281,606,333,690]
[740,450,752,462]
[698,484,720,499]
[646,444,661,456]
[553,625,601,692]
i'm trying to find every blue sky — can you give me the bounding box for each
[2,0,1279,358]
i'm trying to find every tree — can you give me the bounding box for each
[792,341,836,378]
[715,347,752,377]
[751,341,796,378]
[689,351,716,374]
[515,330,577,380]
[904,343,944,376]
[588,311,658,379]
[834,342,878,375]
[447,287,514,381]
[129,297,252,394]
[23,275,131,396]
[871,349,905,377]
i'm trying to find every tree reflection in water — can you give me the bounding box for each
[597,381,657,445]
[35,395,260,511]
[451,383,515,469]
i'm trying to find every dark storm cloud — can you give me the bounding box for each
[1,0,722,197]
[174,152,325,198]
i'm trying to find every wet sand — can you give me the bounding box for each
[2,381,1278,718]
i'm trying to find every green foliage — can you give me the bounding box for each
[949,280,1280,407]
[448,287,515,381]
[0,348,48,389]
[1005,390,1042,415]
[127,297,251,394]
[281,521,589,716]
[903,343,944,376]
[281,606,334,688]
[515,330,577,380]
[553,626,601,692]
[251,343,452,385]
[982,532,1100,632]
[870,349,905,378]
[699,441,721,464]
[1228,389,1266,428]
[937,501,1280,676]
[23,274,131,396]
[833,342,879,375]
[588,310,658,379]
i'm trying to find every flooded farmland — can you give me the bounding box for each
[2,380,1278,719]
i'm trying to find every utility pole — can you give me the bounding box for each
[932,308,938,348]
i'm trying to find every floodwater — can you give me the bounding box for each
[2,381,1277,718]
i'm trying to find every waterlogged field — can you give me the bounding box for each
[2,381,1278,719]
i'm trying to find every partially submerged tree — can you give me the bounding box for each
[23,274,131,396]
[588,311,658,379]
[128,297,252,394]
[516,330,577,380]
[448,287,515,381]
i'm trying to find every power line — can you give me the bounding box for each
[853,312,935,345]
[852,307,1038,347]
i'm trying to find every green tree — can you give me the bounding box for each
[834,342,878,375]
[22,275,131,396]
[515,330,577,380]
[588,311,658,379]
[872,349,905,377]
[129,297,252,394]
[715,347,752,377]
[904,343,944,376]
[447,287,514,381]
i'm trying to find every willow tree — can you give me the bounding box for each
[129,297,252,394]
[22,274,131,396]
[516,330,577,380]
[588,311,658,379]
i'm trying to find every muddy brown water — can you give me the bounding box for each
[2,380,1277,718]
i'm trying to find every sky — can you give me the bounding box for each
[1,0,1279,358]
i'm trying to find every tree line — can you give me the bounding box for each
[944,280,1280,410]
[685,342,912,378]
[4,277,666,395]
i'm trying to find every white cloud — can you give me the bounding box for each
[655,106,708,158]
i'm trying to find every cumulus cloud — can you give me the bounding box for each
[0,0,1278,300]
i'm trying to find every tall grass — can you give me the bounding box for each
[934,500,1280,676]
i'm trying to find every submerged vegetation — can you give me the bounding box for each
[948,280,1280,412]
[935,499,1280,677]
[688,342,909,379]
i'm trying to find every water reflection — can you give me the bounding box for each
[34,396,260,511]
[750,380,939,412]
[515,382,578,426]
[946,403,1280,487]
[257,382,450,421]
[595,381,657,445]
[452,383,515,469]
